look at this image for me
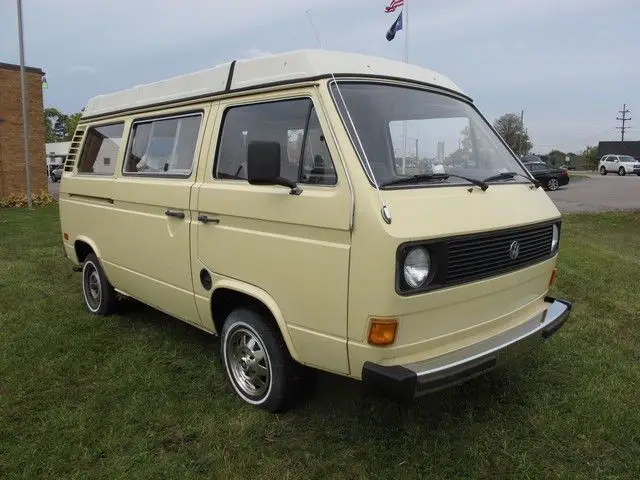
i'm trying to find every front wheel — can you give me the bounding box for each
[600,166,607,175]
[618,167,626,176]
[547,178,560,191]
[220,308,299,412]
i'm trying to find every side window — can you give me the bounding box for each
[123,113,202,176]
[77,122,124,175]
[215,98,337,185]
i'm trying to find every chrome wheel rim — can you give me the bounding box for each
[548,179,559,190]
[227,327,270,398]
[83,263,101,311]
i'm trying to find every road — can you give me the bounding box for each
[547,173,640,213]
[48,172,639,214]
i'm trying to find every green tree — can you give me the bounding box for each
[65,111,83,139]
[579,145,599,171]
[493,113,532,156]
[44,107,64,143]
[548,149,565,167]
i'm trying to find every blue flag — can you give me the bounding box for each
[386,11,403,41]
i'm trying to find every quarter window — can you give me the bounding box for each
[123,113,202,176]
[215,98,337,185]
[77,122,124,175]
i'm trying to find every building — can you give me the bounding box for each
[598,141,640,160]
[0,61,47,198]
[46,141,70,175]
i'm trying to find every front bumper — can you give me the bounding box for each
[361,296,572,400]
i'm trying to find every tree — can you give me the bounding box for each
[579,145,599,171]
[548,149,565,167]
[44,107,83,142]
[493,113,532,156]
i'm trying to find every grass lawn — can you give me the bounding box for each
[1,206,639,479]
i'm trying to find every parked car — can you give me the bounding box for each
[598,154,640,176]
[522,160,570,191]
[50,166,63,182]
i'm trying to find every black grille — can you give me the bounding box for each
[445,223,554,285]
[396,221,558,295]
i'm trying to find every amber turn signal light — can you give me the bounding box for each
[368,318,398,346]
[549,268,557,287]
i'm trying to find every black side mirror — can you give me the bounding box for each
[247,140,302,195]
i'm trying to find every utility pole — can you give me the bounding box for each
[17,0,32,209]
[616,104,631,141]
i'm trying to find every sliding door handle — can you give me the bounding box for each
[198,214,219,224]
[165,209,185,219]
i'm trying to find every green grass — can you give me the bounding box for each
[1,206,639,479]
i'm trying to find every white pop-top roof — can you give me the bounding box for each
[82,49,466,118]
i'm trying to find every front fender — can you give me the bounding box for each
[211,278,301,364]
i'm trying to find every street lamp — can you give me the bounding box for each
[17,0,33,208]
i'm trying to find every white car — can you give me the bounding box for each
[598,154,640,176]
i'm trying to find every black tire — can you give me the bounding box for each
[600,166,607,175]
[618,167,626,176]
[220,308,299,412]
[547,177,560,191]
[81,253,118,315]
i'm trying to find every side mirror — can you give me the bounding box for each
[247,140,302,195]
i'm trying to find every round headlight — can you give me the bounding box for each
[404,247,431,289]
[551,224,559,253]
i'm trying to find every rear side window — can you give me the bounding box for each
[123,113,202,176]
[77,122,124,175]
[214,98,337,185]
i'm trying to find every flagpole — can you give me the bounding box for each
[401,0,409,173]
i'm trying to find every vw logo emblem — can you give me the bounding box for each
[509,241,520,259]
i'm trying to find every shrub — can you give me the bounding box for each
[0,190,57,208]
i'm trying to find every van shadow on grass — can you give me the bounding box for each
[111,296,550,436]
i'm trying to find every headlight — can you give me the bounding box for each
[551,224,559,253]
[403,247,431,288]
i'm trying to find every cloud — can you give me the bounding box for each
[69,65,98,74]
[245,48,274,59]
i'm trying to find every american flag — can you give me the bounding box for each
[385,0,404,13]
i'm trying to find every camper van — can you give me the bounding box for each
[58,50,572,412]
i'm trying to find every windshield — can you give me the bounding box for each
[619,155,636,162]
[329,81,530,188]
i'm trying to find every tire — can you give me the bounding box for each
[600,166,607,175]
[81,253,118,315]
[220,308,299,412]
[547,178,560,191]
[618,167,626,176]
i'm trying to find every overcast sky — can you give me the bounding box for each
[1,0,638,153]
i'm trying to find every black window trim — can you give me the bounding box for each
[121,109,204,179]
[76,120,126,177]
[211,95,338,187]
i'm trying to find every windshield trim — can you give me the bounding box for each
[327,78,533,190]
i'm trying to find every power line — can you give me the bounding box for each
[616,103,631,141]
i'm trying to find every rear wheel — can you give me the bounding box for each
[81,253,118,315]
[547,178,560,191]
[600,166,607,175]
[220,308,299,412]
[618,167,626,176]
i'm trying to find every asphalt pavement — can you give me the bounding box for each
[547,172,640,213]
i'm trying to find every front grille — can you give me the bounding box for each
[445,222,554,286]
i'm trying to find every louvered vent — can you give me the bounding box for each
[63,127,86,172]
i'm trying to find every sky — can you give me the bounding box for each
[1,0,638,153]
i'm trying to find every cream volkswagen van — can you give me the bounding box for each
[58,50,572,412]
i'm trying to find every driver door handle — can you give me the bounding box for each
[198,214,219,224]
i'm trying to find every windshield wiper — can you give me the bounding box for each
[380,173,489,190]
[482,171,541,188]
